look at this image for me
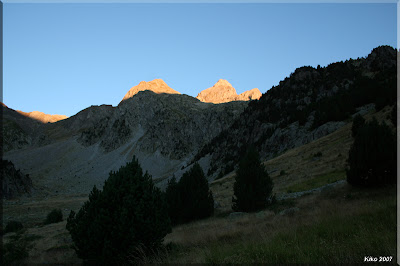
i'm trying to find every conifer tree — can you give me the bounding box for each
[347,118,396,186]
[178,163,214,223]
[165,163,214,225]
[66,157,171,264]
[351,114,366,138]
[232,146,273,212]
[165,175,182,225]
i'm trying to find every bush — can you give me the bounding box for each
[44,209,63,225]
[165,163,214,225]
[4,221,23,234]
[66,157,171,264]
[347,118,396,187]
[232,146,274,212]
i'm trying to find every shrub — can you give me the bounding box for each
[313,152,322,158]
[2,234,29,264]
[66,157,171,264]
[44,209,63,225]
[232,146,274,212]
[165,163,214,225]
[4,221,23,234]
[347,118,396,187]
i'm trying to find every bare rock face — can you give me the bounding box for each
[196,79,261,104]
[121,79,180,102]
[16,110,68,123]
[236,88,262,101]
[2,160,32,199]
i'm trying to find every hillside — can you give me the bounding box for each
[2,106,395,264]
[195,45,397,179]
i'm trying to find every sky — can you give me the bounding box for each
[3,2,397,117]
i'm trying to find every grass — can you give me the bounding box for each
[286,170,346,193]
[266,198,296,214]
[205,195,396,264]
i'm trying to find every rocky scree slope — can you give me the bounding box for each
[196,46,397,179]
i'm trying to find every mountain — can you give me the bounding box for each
[121,79,180,101]
[2,45,396,197]
[3,90,247,195]
[195,45,397,179]
[196,79,262,104]
[16,110,68,123]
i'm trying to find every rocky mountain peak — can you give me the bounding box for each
[214,79,234,88]
[121,79,180,102]
[236,88,262,101]
[196,79,261,104]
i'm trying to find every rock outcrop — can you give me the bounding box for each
[2,160,32,199]
[236,88,262,101]
[196,79,262,104]
[121,79,180,102]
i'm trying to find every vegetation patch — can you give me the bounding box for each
[286,171,345,193]
[4,221,24,234]
[44,209,63,225]
[2,231,42,264]
[205,197,396,264]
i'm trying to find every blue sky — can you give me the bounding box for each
[4,3,397,117]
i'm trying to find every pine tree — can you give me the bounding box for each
[165,163,214,225]
[347,118,396,187]
[165,175,182,225]
[178,163,214,223]
[232,146,273,212]
[66,157,171,264]
[351,114,366,138]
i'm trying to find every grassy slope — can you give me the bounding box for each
[158,106,397,263]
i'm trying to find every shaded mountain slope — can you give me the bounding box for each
[4,91,247,195]
[195,46,397,178]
